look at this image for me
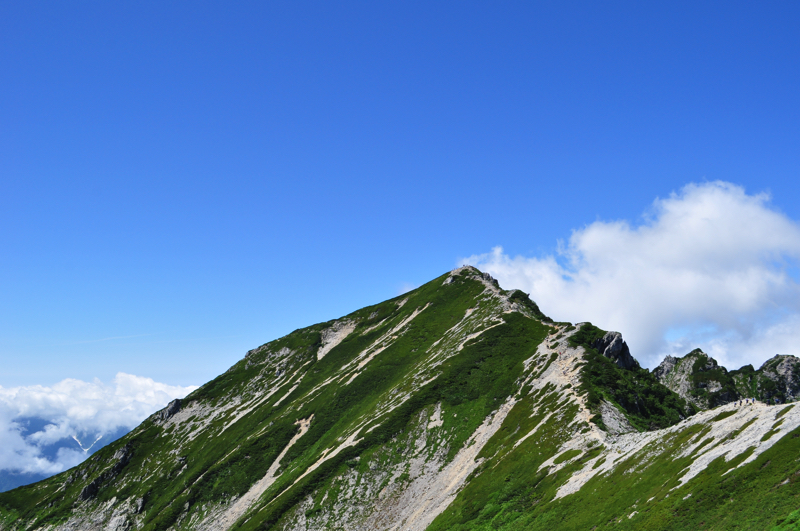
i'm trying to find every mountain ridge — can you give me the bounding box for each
[653,348,800,409]
[1,266,799,530]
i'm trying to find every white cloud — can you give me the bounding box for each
[0,373,197,475]
[462,181,800,370]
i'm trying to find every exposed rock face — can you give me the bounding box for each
[591,332,637,370]
[78,443,133,501]
[759,355,800,399]
[652,355,677,381]
[317,320,357,360]
[653,350,737,409]
[656,350,800,409]
[654,354,697,406]
[599,400,636,436]
[157,398,182,421]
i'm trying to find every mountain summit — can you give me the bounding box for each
[2,267,799,530]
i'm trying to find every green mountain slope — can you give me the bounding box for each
[1,266,798,531]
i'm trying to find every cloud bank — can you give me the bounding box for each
[0,373,197,476]
[462,181,800,370]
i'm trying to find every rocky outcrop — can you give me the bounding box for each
[652,355,677,381]
[78,443,133,501]
[654,350,736,409]
[157,398,182,422]
[758,355,800,400]
[599,400,636,436]
[655,351,800,409]
[654,354,696,404]
[591,332,637,370]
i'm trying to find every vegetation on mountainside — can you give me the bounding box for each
[773,509,800,530]
[569,323,694,431]
[0,268,553,530]
[431,419,800,531]
[241,311,551,530]
[732,356,800,403]
[506,289,553,322]
[2,267,799,531]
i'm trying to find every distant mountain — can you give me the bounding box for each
[654,348,800,409]
[1,266,799,530]
[0,422,131,493]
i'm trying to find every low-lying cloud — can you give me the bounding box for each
[462,181,800,370]
[0,373,197,476]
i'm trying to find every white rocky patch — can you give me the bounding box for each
[554,400,800,499]
[317,320,357,360]
[198,416,314,530]
[600,399,636,436]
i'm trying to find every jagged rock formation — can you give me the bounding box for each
[755,355,800,399]
[156,399,182,421]
[1,266,799,531]
[655,349,800,409]
[591,331,637,370]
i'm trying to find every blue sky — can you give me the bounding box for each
[2,1,799,393]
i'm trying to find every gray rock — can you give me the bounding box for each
[654,350,737,410]
[759,355,800,399]
[592,332,638,370]
[599,400,636,436]
[653,355,677,381]
[79,444,133,501]
[157,398,182,421]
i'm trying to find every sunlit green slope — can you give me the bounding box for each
[1,266,798,531]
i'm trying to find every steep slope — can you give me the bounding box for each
[1,266,798,531]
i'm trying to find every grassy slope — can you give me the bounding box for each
[240,311,552,529]
[4,270,797,531]
[430,414,800,531]
[0,269,552,530]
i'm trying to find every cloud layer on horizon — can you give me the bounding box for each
[462,181,800,370]
[0,373,197,475]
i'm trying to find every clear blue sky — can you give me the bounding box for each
[2,1,798,387]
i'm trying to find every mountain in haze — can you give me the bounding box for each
[1,266,799,530]
[0,423,131,494]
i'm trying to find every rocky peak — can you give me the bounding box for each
[591,331,637,370]
[760,354,800,376]
[758,354,800,399]
[652,349,733,410]
[652,355,677,380]
[690,349,719,372]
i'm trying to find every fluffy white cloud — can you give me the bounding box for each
[0,373,197,475]
[462,181,800,370]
